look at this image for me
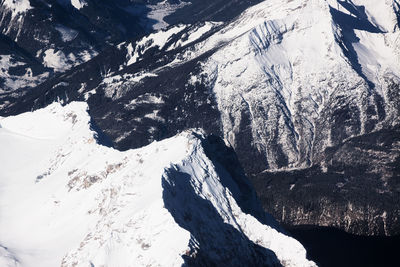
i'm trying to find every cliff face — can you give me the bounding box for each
[252,127,400,236]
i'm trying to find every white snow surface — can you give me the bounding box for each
[43,49,70,72]
[162,0,400,170]
[0,102,315,267]
[125,25,187,66]
[2,0,32,18]
[42,48,97,72]
[70,0,87,10]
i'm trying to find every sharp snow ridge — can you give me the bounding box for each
[0,102,314,267]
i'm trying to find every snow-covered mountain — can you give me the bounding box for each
[1,0,399,236]
[0,102,315,266]
[4,0,397,235]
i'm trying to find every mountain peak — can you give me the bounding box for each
[0,102,315,267]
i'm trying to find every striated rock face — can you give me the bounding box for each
[199,0,400,173]
[0,102,314,267]
[0,0,399,236]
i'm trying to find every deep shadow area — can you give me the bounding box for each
[287,226,400,267]
[199,134,281,230]
[162,166,281,266]
[89,117,114,148]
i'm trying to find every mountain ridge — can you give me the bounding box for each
[0,101,315,267]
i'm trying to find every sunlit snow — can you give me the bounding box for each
[0,102,315,267]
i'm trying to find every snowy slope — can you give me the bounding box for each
[177,0,400,170]
[0,102,314,267]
